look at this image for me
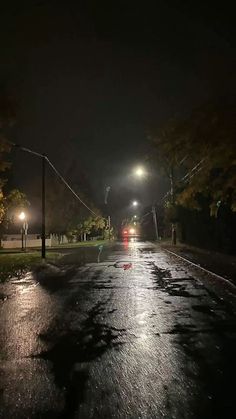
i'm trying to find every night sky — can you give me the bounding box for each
[1,0,236,221]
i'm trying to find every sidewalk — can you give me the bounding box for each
[161,242,236,285]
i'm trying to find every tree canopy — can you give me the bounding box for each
[46,166,105,241]
[0,88,29,231]
[150,102,236,216]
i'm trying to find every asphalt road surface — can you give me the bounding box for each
[0,241,236,418]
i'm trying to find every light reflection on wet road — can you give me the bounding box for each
[0,241,236,418]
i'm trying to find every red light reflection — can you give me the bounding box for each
[123,237,129,249]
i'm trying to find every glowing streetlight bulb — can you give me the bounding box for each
[19,211,26,221]
[132,201,138,207]
[135,167,145,177]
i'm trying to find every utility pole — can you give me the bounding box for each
[105,186,111,241]
[23,221,28,251]
[42,154,46,260]
[21,227,24,251]
[13,143,48,260]
[108,215,111,241]
[152,205,159,241]
[170,167,176,245]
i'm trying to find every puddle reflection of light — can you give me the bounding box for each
[19,282,39,294]
[123,237,139,249]
[139,332,148,340]
[138,320,146,325]
[136,311,149,343]
[123,237,129,249]
[5,275,59,358]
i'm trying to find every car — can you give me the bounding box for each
[121,224,140,239]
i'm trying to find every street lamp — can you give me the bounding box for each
[18,211,28,251]
[19,211,25,251]
[134,166,145,178]
[132,201,138,207]
[19,211,26,221]
[133,165,159,241]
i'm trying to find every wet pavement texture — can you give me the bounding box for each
[163,243,236,285]
[0,241,236,418]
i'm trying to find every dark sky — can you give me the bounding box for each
[1,0,236,219]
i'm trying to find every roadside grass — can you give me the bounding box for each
[51,240,110,248]
[0,240,110,281]
[0,252,60,282]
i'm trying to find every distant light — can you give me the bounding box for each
[135,166,145,177]
[129,228,135,234]
[123,230,128,234]
[19,211,26,221]
[132,201,138,207]
[134,215,137,218]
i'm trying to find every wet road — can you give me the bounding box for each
[0,241,236,418]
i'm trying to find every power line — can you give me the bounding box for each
[45,157,98,217]
[8,140,98,217]
[159,158,207,204]
[181,157,206,183]
[140,211,152,222]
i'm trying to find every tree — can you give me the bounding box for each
[4,189,29,221]
[149,119,186,244]
[76,216,106,241]
[46,168,104,243]
[0,189,29,246]
[151,104,236,215]
[0,88,30,245]
[46,172,88,240]
[0,89,13,225]
[0,138,11,225]
[175,104,236,215]
[149,102,236,245]
[0,88,15,176]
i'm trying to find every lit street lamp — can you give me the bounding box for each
[132,201,138,207]
[134,166,145,178]
[132,165,159,241]
[19,211,26,221]
[18,211,28,251]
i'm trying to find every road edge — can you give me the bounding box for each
[162,246,236,311]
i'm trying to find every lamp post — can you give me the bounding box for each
[152,205,159,241]
[133,165,159,241]
[18,211,28,251]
